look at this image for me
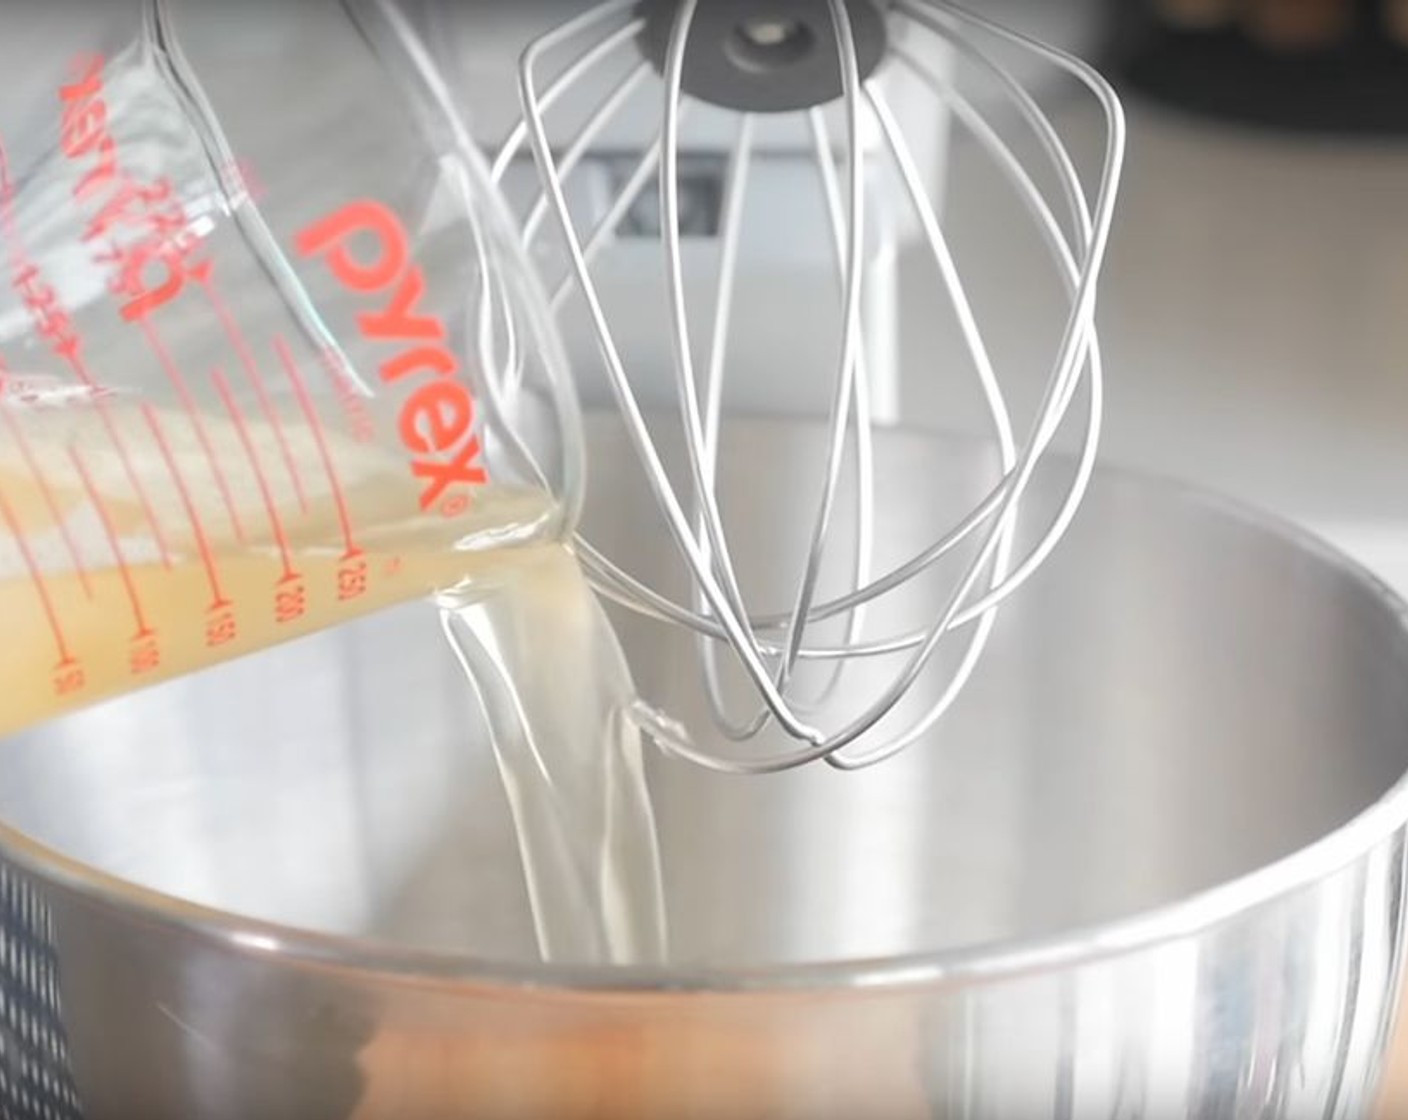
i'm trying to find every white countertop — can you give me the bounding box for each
[904,92,1408,595]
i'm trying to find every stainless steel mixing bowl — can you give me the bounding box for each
[0,417,1406,1119]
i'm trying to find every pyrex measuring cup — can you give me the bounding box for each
[0,0,583,735]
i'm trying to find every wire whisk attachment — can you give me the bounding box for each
[495,0,1126,774]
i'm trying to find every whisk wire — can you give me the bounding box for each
[819,80,1019,767]
[844,53,1121,720]
[822,0,1128,763]
[507,0,1126,772]
[692,115,849,739]
[796,106,875,713]
[696,97,886,741]
[524,61,654,249]
[519,7,828,747]
[491,2,642,184]
[772,0,869,695]
[550,108,683,312]
[661,0,764,667]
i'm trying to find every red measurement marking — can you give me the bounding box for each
[62,56,211,325]
[0,133,177,572]
[68,447,153,640]
[210,367,299,584]
[0,133,31,284]
[0,139,81,363]
[0,374,93,600]
[0,480,76,667]
[140,404,228,609]
[71,353,177,571]
[11,263,81,361]
[1,137,82,367]
[275,335,362,561]
[53,665,87,696]
[200,278,310,514]
[205,607,237,649]
[275,583,307,624]
[128,635,160,676]
[318,347,376,445]
[337,558,369,602]
[138,318,248,546]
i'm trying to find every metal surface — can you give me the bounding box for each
[0,417,1405,1117]
[505,0,1126,769]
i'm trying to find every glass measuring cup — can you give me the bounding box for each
[0,0,583,735]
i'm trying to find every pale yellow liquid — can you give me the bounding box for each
[0,527,555,734]
[440,550,667,965]
[0,401,666,965]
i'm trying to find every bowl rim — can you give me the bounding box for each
[4,417,1408,996]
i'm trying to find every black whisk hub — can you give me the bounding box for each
[636,0,892,113]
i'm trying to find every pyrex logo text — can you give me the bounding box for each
[296,201,486,514]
